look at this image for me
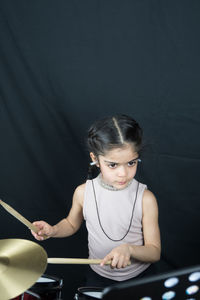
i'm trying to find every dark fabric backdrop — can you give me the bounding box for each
[0,1,200,299]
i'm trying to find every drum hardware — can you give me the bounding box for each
[13,274,63,300]
[0,239,47,300]
[15,289,41,299]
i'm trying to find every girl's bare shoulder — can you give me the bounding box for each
[142,189,158,210]
[75,183,86,195]
[73,183,86,206]
[143,189,156,199]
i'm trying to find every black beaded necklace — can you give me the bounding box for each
[91,179,139,242]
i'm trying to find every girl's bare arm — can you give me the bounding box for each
[32,184,85,240]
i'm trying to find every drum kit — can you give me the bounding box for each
[0,199,113,300]
[2,198,199,299]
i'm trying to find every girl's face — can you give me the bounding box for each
[94,143,139,189]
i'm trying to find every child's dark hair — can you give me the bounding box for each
[87,114,143,157]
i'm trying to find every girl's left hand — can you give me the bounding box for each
[101,244,131,269]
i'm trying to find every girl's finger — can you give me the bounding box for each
[100,255,111,266]
[110,255,119,268]
[116,256,124,269]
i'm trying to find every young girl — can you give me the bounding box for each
[31,114,161,286]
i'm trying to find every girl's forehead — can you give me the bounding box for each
[100,144,138,161]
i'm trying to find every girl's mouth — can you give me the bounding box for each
[117,181,127,185]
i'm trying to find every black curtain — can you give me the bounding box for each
[0,1,200,299]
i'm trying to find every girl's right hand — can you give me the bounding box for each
[31,221,54,241]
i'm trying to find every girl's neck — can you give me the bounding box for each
[97,174,132,191]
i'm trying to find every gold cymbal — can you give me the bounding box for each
[0,239,47,300]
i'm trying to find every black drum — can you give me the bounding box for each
[14,274,63,300]
[74,287,104,300]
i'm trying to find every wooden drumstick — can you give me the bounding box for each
[48,258,131,265]
[0,199,39,233]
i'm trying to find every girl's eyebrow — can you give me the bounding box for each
[104,160,118,164]
[129,157,140,162]
[104,157,139,164]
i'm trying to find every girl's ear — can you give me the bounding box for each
[90,152,99,167]
[90,152,96,162]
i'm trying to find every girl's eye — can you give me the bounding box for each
[108,163,117,168]
[128,160,137,167]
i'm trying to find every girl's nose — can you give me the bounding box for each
[117,166,127,177]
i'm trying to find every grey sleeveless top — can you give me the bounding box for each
[83,175,150,281]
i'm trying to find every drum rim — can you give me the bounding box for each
[77,286,104,299]
[29,274,63,293]
[78,287,104,292]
